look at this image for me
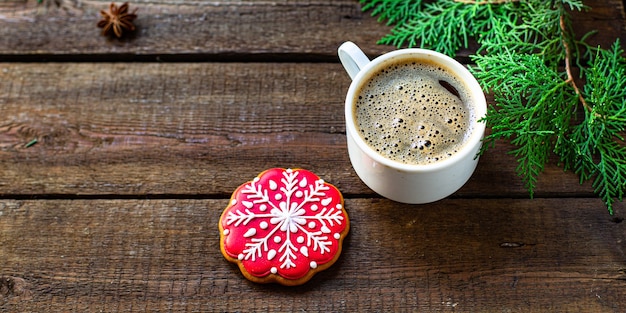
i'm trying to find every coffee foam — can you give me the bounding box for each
[354,59,474,165]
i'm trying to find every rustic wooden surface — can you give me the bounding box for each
[1,0,626,312]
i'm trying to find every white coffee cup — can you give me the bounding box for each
[338,41,487,204]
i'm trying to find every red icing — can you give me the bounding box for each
[220,168,347,281]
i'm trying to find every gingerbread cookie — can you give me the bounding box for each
[219,168,349,286]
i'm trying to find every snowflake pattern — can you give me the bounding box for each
[220,168,348,281]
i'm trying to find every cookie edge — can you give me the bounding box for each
[218,168,350,286]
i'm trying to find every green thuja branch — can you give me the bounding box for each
[361,0,425,25]
[560,42,626,212]
[361,0,626,214]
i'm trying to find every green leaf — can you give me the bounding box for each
[362,0,625,214]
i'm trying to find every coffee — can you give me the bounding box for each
[353,59,474,165]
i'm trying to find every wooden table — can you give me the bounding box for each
[1,0,626,311]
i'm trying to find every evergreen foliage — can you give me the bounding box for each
[361,0,626,213]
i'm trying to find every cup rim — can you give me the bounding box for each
[345,48,487,173]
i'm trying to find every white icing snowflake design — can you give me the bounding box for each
[221,168,347,278]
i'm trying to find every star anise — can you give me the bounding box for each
[97,2,137,38]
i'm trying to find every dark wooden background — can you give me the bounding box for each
[1,0,626,311]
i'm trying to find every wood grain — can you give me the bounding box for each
[0,62,594,198]
[0,0,624,61]
[0,198,624,312]
[0,0,391,61]
[1,0,626,311]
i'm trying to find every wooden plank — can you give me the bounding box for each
[0,0,623,60]
[0,62,593,197]
[0,198,624,311]
[0,0,392,60]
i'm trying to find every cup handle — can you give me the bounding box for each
[338,41,370,80]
